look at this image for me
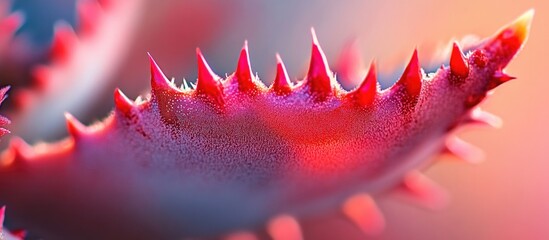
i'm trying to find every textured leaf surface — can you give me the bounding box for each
[0,10,533,239]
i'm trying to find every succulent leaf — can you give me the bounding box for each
[0,10,534,239]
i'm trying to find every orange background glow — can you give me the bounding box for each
[288,1,549,239]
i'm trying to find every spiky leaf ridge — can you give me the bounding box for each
[0,10,533,239]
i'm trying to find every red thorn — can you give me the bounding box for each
[494,70,516,82]
[450,42,469,78]
[351,60,378,108]
[488,69,516,90]
[148,53,172,92]
[394,49,422,100]
[65,112,86,140]
[51,22,77,62]
[307,28,333,99]
[272,54,292,95]
[235,41,258,93]
[148,53,180,123]
[77,0,102,35]
[196,48,224,107]
[114,88,135,118]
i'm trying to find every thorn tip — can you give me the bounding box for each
[307,29,333,99]
[235,40,258,93]
[65,112,86,139]
[114,88,135,117]
[394,49,422,101]
[148,53,173,92]
[196,49,224,108]
[272,54,292,95]
[351,60,377,108]
[450,42,469,78]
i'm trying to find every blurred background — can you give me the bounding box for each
[3,0,549,239]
